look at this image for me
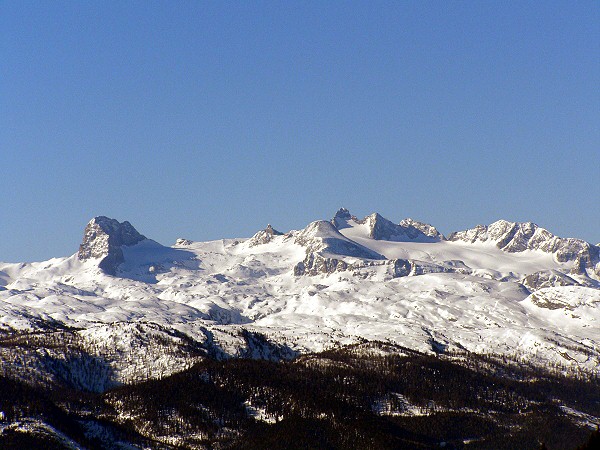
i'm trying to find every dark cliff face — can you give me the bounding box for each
[331,207,353,229]
[78,216,146,275]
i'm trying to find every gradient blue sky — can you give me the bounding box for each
[1,1,599,262]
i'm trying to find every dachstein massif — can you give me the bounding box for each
[0,209,599,449]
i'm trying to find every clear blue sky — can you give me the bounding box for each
[1,1,599,262]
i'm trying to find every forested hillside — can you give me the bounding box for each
[1,341,598,449]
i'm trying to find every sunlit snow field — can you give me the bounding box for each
[1,214,598,373]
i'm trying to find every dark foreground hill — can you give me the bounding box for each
[1,341,598,449]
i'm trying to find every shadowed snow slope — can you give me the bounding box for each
[1,210,599,372]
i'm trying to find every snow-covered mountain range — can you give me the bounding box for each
[1,209,599,384]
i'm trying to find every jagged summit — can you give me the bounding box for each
[248,224,284,247]
[78,216,146,275]
[333,207,351,220]
[331,207,353,228]
[399,218,444,240]
[363,213,401,240]
[332,209,442,243]
[448,220,599,275]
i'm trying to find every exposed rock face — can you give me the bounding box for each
[399,218,445,240]
[248,224,283,247]
[364,213,404,241]
[294,252,389,276]
[448,220,600,275]
[294,253,350,276]
[294,254,472,278]
[391,259,412,277]
[78,216,146,275]
[175,238,193,246]
[391,259,471,278]
[522,270,580,291]
[331,207,355,229]
[569,250,597,275]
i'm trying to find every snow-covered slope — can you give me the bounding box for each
[1,210,599,380]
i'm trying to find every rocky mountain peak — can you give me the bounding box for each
[78,216,146,275]
[448,220,600,275]
[333,207,351,220]
[364,213,395,240]
[399,218,445,240]
[362,213,440,243]
[248,224,284,247]
[331,207,355,229]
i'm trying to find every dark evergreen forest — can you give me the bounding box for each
[0,341,598,449]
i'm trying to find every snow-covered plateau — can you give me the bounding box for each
[1,208,599,383]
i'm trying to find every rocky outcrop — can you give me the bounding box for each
[248,224,283,247]
[294,253,351,276]
[448,220,600,276]
[391,259,471,278]
[294,253,472,278]
[293,252,389,276]
[331,207,354,229]
[78,216,146,275]
[364,213,406,241]
[399,218,445,240]
[522,270,580,291]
